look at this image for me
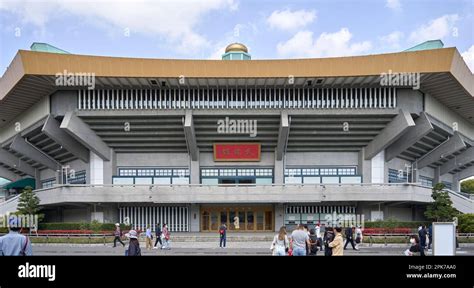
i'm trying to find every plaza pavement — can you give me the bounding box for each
[31,242,474,256]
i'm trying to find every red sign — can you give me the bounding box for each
[213,143,261,162]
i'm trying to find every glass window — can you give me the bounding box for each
[285,169,301,176]
[285,177,302,184]
[302,168,319,176]
[173,169,189,177]
[134,177,153,184]
[119,169,136,176]
[237,169,254,176]
[255,169,273,176]
[256,178,273,185]
[340,176,362,184]
[153,177,171,184]
[202,178,219,185]
[220,169,236,177]
[202,169,219,177]
[137,169,154,176]
[321,176,339,183]
[338,168,356,175]
[303,177,320,184]
[320,168,337,175]
[172,177,189,184]
[155,169,172,176]
[113,177,134,185]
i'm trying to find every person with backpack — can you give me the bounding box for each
[153,222,162,249]
[0,217,32,256]
[323,226,334,256]
[125,230,141,256]
[161,223,171,250]
[308,228,319,256]
[113,223,125,248]
[219,223,227,248]
[270,226,289,256]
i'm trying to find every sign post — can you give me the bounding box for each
[432,222,456,256]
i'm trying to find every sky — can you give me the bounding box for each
[0,0,473,74]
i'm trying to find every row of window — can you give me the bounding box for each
[284,167,356,176]
[201,168,273,177]
[41,170,87,188]
[119,168,189,177]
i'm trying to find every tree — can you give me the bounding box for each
[460,179,474,194]
[424,183,459,222]
[16,186,44,222]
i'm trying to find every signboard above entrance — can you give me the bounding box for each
[213,143,261,162]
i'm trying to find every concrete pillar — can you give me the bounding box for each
[371,151,385,183]
[274,204,284,232]
[452,174,461,192]
[190,204,200,232]
[274,152,284,184]
[90,152,104,185]
[34,169,41,190]
[358,149,372,183]
[103,149,116,184]
[433,166,441,185]
[190,155,200,184]
[56,170,63,185]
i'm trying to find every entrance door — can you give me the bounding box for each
[201,206,273,232]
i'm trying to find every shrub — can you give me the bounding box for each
[457,214,474,233]
[364,220,431,229]
[38,222,130,231]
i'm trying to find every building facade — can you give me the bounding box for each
[0,42,473,232]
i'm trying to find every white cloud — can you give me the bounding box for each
[0,0,238,54]
[461,45,474,73]
[409,14,460,43]
[266,9,316,31]
[276,28,372,58]
[386,0,401,11]
[379,31,404,49]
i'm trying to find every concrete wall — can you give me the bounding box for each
[40,169,57,181]
[358,203,427,221]
[0,95,49,143]
[425,93,474,140]
[397,89,424,115]
[116,152,190,169]
[50,90,78,117]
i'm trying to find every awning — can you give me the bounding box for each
[2,178,36,190]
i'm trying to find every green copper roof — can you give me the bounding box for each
[30,42,70,54]
[2,178,35,190]
[404,40,444,52]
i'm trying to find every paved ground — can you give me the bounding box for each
[31,242,474,256]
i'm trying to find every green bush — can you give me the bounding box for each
[457,214,474,233]
[38,222,131,231]
[364,219,431,228]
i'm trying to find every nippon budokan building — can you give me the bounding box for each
[0,40,473,232]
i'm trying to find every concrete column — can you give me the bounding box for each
[358,149,372,183]
[190,204,200,232]
[190,154,200,184]
[56,170,63,185]
[274,204,284,232]
[452,174,461,192]
[371,151,385,183]
[34,169,41,190]
[90,152,104,185]
[103,149,116,185]
[433,166,441,185]
[274,152,284,184]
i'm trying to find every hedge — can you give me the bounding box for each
[364,221,432,229]
[38,222,131,231]
[458,214,474,233]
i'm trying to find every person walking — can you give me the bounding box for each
[344,225,358,250]
[308,228,319,256]
[153,223,162,249]
[290,224,311,256]
[323,226,334,256]
[271,226,289,256]
[145,226,153,250]
[329,227,344,256]
[418,225,427,250]
[125,230,141,256]
[404,235,425,256]
[219,223,227,248]
[315,224,323,252]
[427,224,433,250]
[0,219,32,256]
[161,224,171,250]
[113,223,125,248]
[355,225,363,250]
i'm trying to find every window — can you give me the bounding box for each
[201,168,273,185]
[137,169,154,176]
[419,176,433,187]
[68,170,86,184]
[41,178,56,188]
[320,168,337,175]
[284,166,360,184]
[115,167,189,185]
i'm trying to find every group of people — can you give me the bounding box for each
[113,223,171,256]
[270,224,363,256]
[403,224,432,256]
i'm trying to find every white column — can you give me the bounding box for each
[90,152,104,184]
[371,150,385,183]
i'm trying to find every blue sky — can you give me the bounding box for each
[0,0,473,73]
